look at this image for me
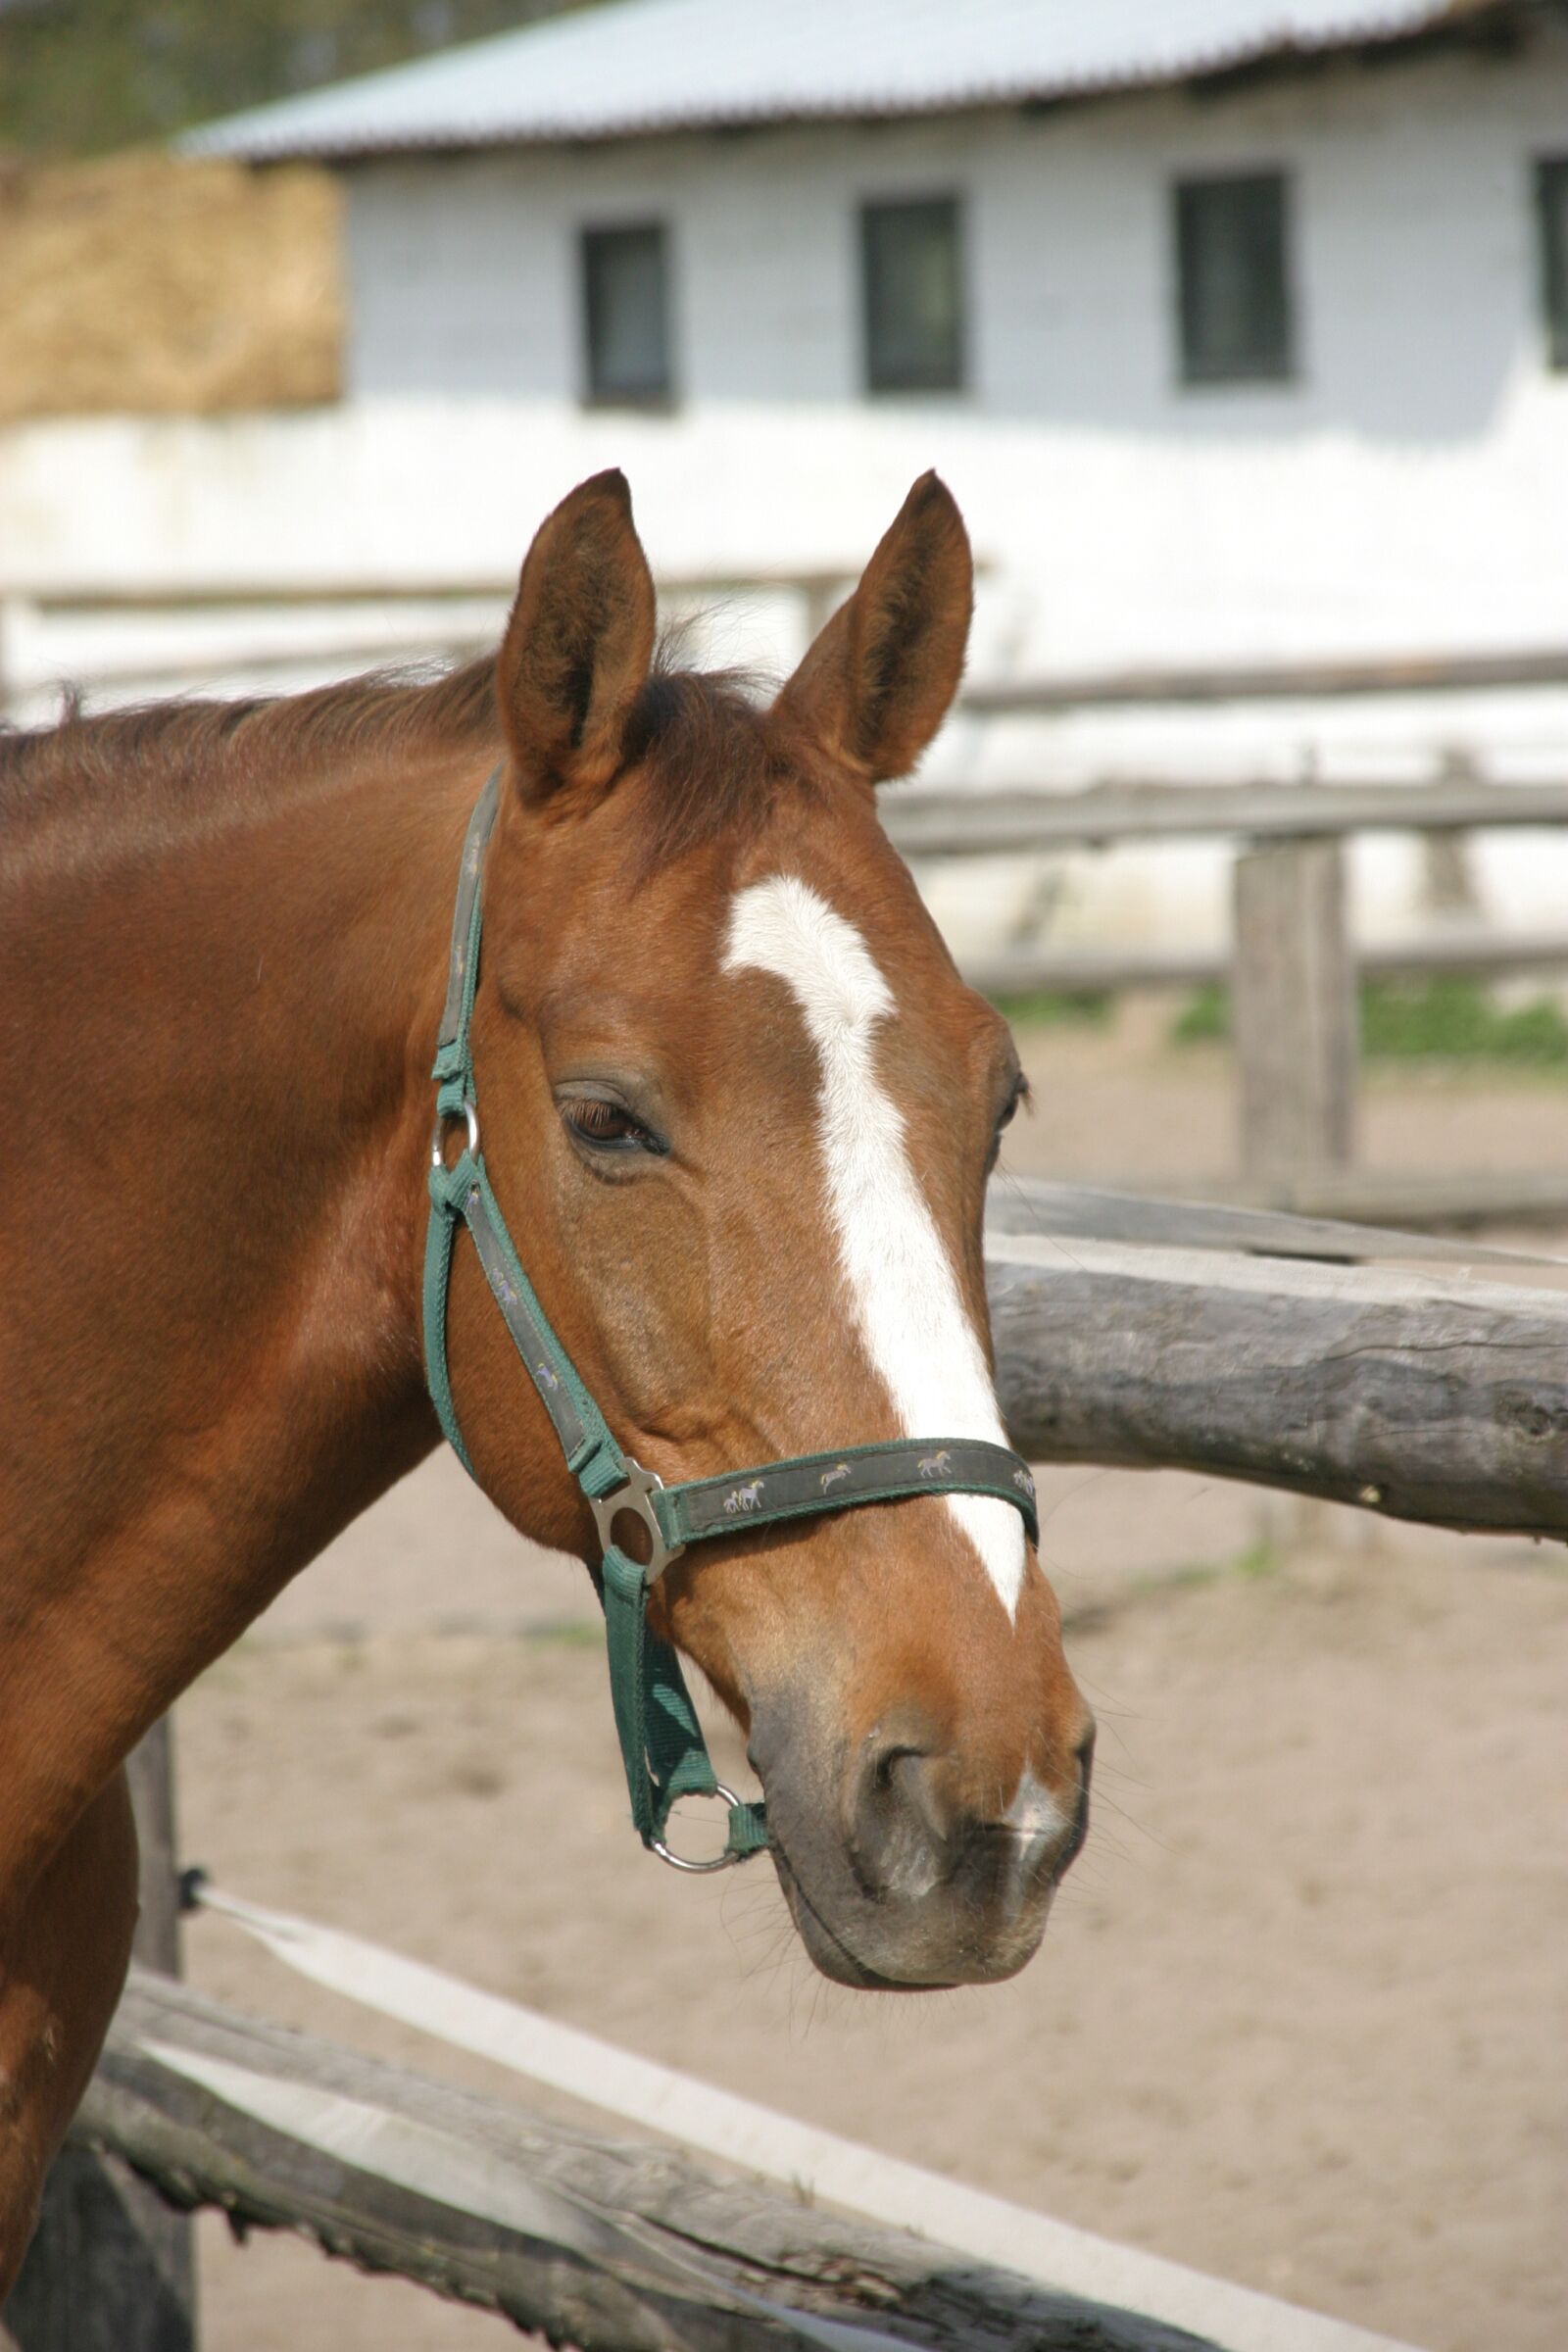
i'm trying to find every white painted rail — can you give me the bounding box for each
[192,1880,1421,2352]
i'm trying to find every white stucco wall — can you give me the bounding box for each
[3,44,1567,947]
[5,46,1566,644]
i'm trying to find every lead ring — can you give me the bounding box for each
[652,1785,750,1873]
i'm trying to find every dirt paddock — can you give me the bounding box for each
[171,1031,1566,2352]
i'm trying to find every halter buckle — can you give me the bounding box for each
[589,1458,684,1583]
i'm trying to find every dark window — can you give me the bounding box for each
[582,222,672,405]
[861,197,964,394]
[1175,172,1294,385]
[1538,159,1568,370]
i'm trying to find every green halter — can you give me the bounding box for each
[422,772,1040,1869]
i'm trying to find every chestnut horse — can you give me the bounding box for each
[0,470,1092,2289]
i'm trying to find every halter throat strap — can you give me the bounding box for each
[421,772,1039,1869]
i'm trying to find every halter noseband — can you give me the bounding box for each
[422,772,1040,1870]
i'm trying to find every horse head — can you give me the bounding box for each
[441,469,1093,1989]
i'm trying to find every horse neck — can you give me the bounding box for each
[125,738,490,1464]
[0,731,493,1866]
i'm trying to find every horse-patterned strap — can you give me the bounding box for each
[657,1439,1038,1552]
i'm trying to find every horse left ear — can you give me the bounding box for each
[497,469,657,802]
[775,471,973,784]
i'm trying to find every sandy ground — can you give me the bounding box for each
[156,1031,1567,2352]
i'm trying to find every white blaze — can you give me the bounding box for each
[722,875,1026,1618]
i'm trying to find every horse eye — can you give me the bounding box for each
[996,1076,1029,1133]
[561,1098,661,1154]
[986,1075,1029,1171]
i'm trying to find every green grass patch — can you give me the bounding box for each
[989,987,1113,1029]
[1171,975,1568,1069]
[1170,980,1231,1045]
[1361,978,1568,1065]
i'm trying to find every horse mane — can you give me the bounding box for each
[0,648,803,869]
[0,658,500,836]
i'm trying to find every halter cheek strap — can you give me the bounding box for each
[422,772,1040,1870]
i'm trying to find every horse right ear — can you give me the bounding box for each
[774,471,973,785]
[497,470,657,804]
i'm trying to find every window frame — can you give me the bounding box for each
[1537,157,1568,373]
[579,219,675,410]
[1173,169,1297,389]
[858,193,967,399]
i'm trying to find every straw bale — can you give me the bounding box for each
[0,151,341,422]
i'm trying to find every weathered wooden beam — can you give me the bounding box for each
[961,927,1568,1001]
[1185,1166,1568,1233]
[960,646,1568,712]
[886,778,1568,855]
[2,568,857,613]
[76,1972,1215,2352]
[987,1233,1568,1541]
[984,1176,1542,1267]
[125,1720,185,1981]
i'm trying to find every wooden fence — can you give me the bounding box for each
[885,774,1568,1218]
[9,582,1564,1217]
[987,1185,1568,1541]
[6,595,1563,2348]
[10,1179,1565,2351]
[66,1966,1225,2352]
[959,644,1568,711]
[0,569,853,711]
[4,589,1565,710]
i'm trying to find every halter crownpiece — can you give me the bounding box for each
[422,771,1040,1870]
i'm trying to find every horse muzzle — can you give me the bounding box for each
[752,1705,1095,1990]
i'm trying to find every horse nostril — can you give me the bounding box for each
[849,1733,952,1900]
[1059,1717,1096,1878]
[848,1721,1096,1908]
[887,1748,952,1845]
[1074,1717,1097,1789]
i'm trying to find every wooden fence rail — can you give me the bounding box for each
[883,778,1568,855]
[18,1182,1560,2350]
[0,570,855,710]
[77,1970,1221,2352]
[986,1216,1568,1543]
[959,646,1568,712]
[71,1960,1420,2352]
[959,927,1568,1000]
[885,776,1568,1201]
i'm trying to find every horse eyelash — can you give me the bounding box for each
[571,1100,633,1135]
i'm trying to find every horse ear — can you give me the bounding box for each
[775,471,973,784]
[497,469,657,802]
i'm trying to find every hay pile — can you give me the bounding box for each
[0,151,341,423]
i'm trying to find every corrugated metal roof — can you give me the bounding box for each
[181,0,1498,162]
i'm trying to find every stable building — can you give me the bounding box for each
[186,0,1568,423]
[172,0,1568,701]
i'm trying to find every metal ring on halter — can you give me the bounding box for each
[652,1785,751,1873]
[430,1099,481,1168]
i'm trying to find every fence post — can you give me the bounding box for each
[6,1719,197,2352]
[1232,833,1358,1180]
[1422,747,1485,925]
